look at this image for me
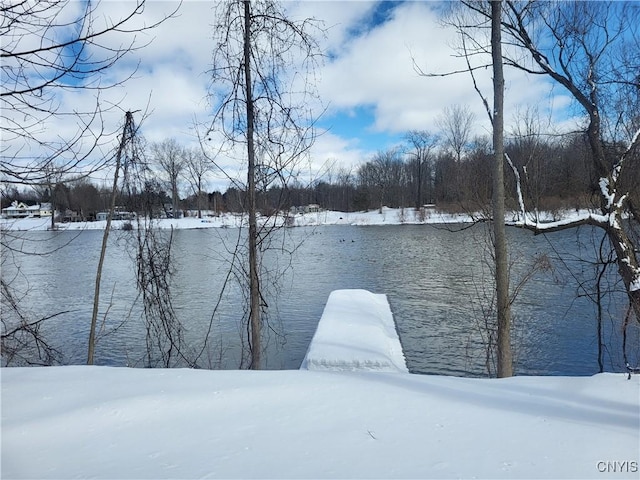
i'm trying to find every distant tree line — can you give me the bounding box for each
[249,126,636,216]
[2,121,636,219]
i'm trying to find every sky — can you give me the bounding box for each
[10,0,577,193]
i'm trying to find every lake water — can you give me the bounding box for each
[2,223,638,376]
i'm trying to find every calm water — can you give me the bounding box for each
[2,223,638,376]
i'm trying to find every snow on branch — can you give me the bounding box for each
[509,211,610,234]
[599,176,616,210]
[629,127,640,153]
[505,152,526,219]
[615,126,640,182]
[599,126,640,211]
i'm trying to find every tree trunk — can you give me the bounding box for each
[172,183,179,219]
[50,194,55,231]
[606,215,640,322]
[587,116,640,322]
[244,0,261,370]
[87,111,133,365]
[416,158,422,210]
[491,0,513,378]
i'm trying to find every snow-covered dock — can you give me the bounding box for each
[301,289,408,373]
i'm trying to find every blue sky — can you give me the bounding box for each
[7,0,577,192]
[321,105,401,152]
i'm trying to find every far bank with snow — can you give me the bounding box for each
[0,207,583,231]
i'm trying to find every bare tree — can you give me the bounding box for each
[132,222,191,368]
[118,129,197,368]
[404,130,438,209]
[85,113,196,368]
[489,1,640,322]
[490,0,513,377]
[1,273,66,366]
[206,0,322,369]
[68,178,102,220]
[435,105,476,205]
[184,147,212,219]
[41,164,65,230]
[1,0,178,186]
[436,0,640,373]
[1,0,176,364]
[507,106,553,213]
[357,149,404,212]
[421,1,513,375]
[335,167,355,212]
[437,105,476,163]
[152,139,185,218]
[87,111,139,365]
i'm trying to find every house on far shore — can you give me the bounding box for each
[96,210,136,221]
[1,201,52,219]
[39,203,52,217]
[289,204,321,215]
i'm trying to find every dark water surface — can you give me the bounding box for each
[2,223,638,375]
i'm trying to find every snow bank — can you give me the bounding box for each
[289,207,474,227]
[301,289,408,373]
[2,367,638,479]
[2,207,599,231]
[0,208,474,231]
[0,214,246,232]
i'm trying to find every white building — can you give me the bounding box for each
[1,201,52,219]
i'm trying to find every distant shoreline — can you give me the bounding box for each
[0,207,586,232]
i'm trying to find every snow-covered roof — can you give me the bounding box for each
[2,202,43,212]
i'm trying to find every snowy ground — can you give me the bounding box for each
[3,368,638,479]
[2,289,639,479]
[0,207,579,231]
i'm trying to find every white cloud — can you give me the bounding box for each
[316,3,474,123]
[285,1,378,53]
[4,0,582,190]
[309,129,371,173]
[314,2,570,136]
